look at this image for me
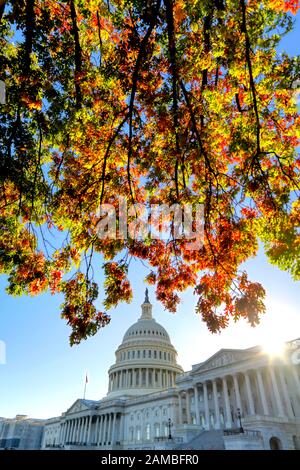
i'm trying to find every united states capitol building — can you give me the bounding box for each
[42,291,300,450]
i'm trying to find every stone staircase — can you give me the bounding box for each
[175,430,225,450]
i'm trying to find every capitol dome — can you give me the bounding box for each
[107,290,183,398]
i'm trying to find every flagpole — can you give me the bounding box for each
[83,373,88,399]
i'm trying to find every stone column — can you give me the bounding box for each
[111,413,117,445]
[64,422,68,443]
[279,368,294,418]
[222,377,232,428]
[72,419,77,442]
[68,419,73,442]
[119,413,124,444]
[203,382,210,430]
[256,369,269,415]
[146,368,149,388]
[87,415,92,444]
[98,415,103,445]
[160,369,163,387]
[93,416,99,445]
[103,414,108,445]
[77,418,82,443]
[73,419,77,442]
[132,369,135,387]
[194,385,201,425]
[66,421,70,443]
[178,392,183,425]
[107,413,112,444]
[185,389,191,424]
[233,374,242,412]
[212,380,220,429]
[140,368,143,387]
[244,372,255,415]
[61,422,65,444]
[270,366,285,417]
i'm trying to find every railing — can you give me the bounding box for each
[154,436,183,443]
[223,429,262,438]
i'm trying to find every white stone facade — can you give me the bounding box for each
[42,293,300,450]
[0,415,45,450]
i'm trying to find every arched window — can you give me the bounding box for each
[146,423,151,440]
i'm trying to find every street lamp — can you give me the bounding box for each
[237,408,244,433]
[167,418,173,440]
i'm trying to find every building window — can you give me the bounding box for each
[208,392,212,400]
[154,350,157,359]
[143,350,146,358]
[199,393,204,402]
[200,415,205,426]
[130,428,134,441]
[155,424,160,437]
[164,352,166,360]
[163,408,167,416]
[159,351,162,359]
[192,415,196,424]
[136,427,141,441]
[137,350,140,358]
[128,351,130,359]
[132,351,135,358]
[164,424,168,437]
[148,350,151,358]
[146,424,150,440]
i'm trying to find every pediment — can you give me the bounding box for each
[66,399,90,415]
[192,349,253,373]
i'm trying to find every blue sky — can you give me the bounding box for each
[0,13,300,420]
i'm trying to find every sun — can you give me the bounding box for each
[262,337,286,358]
